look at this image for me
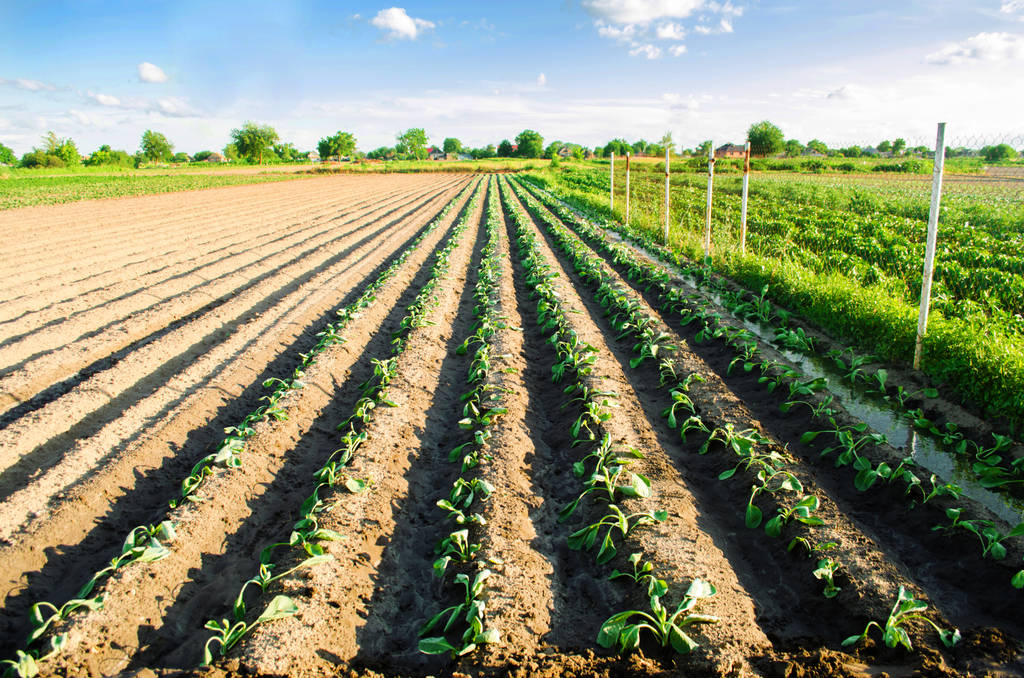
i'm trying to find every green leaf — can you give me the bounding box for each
[841,634,863,647]
[669,626,699,654]
[764,515,783,538]
[745,502,762,529]
[597,619,625,649]
[718,468,737,481]
[344,477,368,493]
[255,595,299,623]
[418,637,457,655]
[619,624,642,651]
[1011,570,1024,589]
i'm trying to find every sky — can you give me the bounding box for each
[1,0,1023,156]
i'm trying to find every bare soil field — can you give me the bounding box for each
[0,174,1020,677]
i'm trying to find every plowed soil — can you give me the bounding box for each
[0,173,1020,678]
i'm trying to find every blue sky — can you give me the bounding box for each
[1,1,1022,156]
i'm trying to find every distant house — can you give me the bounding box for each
[308,150,321,163]
[557,145,573,158]
[584,149,596,160]
[428,147,446,161]
[205,152,227,163]
[456,152,473,161]
[801,148,826,158]
[715,143,746,159]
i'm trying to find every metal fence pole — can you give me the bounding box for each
[913,122,947,370]
[625,152,631,227]
[740,142,751,253]
[703,142,715,258]
[663,146,670,243]
[610,151,614,211]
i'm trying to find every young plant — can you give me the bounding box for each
[202,595,299,665]
[419,570,499,656]
[597,579,719,654]
[567,505,668,565]
[842,586,960,651]
[609,552,668,597]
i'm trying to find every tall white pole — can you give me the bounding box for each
[913,122,947,370]
[610,152,615,211]
[703,142,715,259]
[740,142,751,253]
[625,152,631,227]
[663,146,670,243]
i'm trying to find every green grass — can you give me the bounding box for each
[0,171,312,210]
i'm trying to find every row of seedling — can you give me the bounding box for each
[202,180,486,665]
[418,178,505,658]
[0,183,479,678]
[516,177,1024,592]
[507,178,843,602]
[522,177,1024,497]
[500,177,720,656]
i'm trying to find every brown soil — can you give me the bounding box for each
[0,174,1020,678]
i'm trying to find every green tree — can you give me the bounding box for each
[602,138,629,157]
[0,142,15,165]
[86,145,134,167]
[396,128,428,160]
[471,144,496,159]
[784,139,804,157]
[631,139,649,155]
[273,142,299,162]
[515,129,544,158]
[172,152,190,163]
[806,139,828,155]
[318,131,357,161]
[497,139,514,157]
[230,121,279,164]
[140,130,173,163]
[747,120,784,156]
[223,143,239,161]
[981,144,1018,161]
[442,137,462,154]
[877,140,892,153]
[840,146,862,158]
[695,140,712,157]
[659,131,674,154]
[544,141,562,159]
[892,138,906,155]
[366,146,394,160]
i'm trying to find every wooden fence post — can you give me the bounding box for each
[703,142,715,258]
[663,146,670,243]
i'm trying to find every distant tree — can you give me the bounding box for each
[86,145,134,167]
[659,131,674,154]
[806,139,828,155]
[442,137,462,154]
[784,139,804,157]
[515,129,544,158]
[877,140,892,153]
[0,142,16,165]
[318,131,357,161]
[982,143,1019,161]
[631,139,649,156]
[193,150,213,162]
[140,130,173,163]
[470,144,496,159]
[839,146,862,158]
[223,143,240,161]
[695,140,712,157]
[497,139,514,157]
[171,152,190,163]
[602,138,629,157]
[20,150,60,168]
[891,138,906,155]
[544,141,562,159]
[230,122,279,164]
[366,146,394,160]
[747,120,784,156]
[273,142,299,162]
[396,128,428,160]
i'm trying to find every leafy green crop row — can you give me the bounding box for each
[500,177,718,655]
[419,177,505,658]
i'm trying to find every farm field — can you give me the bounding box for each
[0,172,1022,677]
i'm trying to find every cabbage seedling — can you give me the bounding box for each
[597,579,719,654]
[842,586,959,651]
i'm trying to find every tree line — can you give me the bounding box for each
[2,120,1019,169]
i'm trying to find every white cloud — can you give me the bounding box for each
[137,62,169,83]
[926,32,1024,65]
[706,1,743,16]
[154,97,199,116]
[68,109,93,125]
[694,24,711,34]
[629,43,662,59]
[694,18,732,34]
[825,84,867,100]
[669,44,688,56]
[0,78,58,92]
[719,18,733,33]
[370,7,435,40]
[537,72,547,87]
[596,21,640,42]
[88,91,121,106]
[1002,1,1024,16]
[656,22,686,39]
[582,0,705,24]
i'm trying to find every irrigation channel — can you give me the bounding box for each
[0,173,1020,677]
